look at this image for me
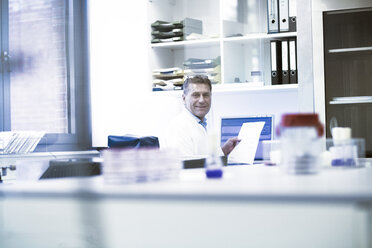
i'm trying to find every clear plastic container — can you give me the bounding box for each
[277,113,324,174]
[326,137,365,167]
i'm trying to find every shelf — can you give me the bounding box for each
[150,32,297,49]
[212,83,298,93]
[328,46,372,54]
[223,32,297,44]
[152,83,298,96]
[151,38,220,49]
[151,89,183,97]
[329,96,372,105]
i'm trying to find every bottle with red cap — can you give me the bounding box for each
[277,113,324,174]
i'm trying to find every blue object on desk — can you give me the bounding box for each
[331,158,356,166]
[206,169,223,178]
[108,135,160,149]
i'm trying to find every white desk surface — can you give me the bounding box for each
[2,164,372,203]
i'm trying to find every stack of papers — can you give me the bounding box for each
[0,131,45,154]
[152,67,184,91]
[183,56,221,84]
[151,18,203,43]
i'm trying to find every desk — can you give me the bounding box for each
[1,165,372,247]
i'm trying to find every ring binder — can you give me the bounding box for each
[270,40,282,85]
[281,40,289,84]
[289,0,297,32]
[289,38,297,84]
[279,0,289,32]
[268,0,279,33]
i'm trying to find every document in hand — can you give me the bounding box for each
[227,122,265,164]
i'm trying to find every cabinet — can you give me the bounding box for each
[311,0,372,157]
[323,8,372,156]
[148,0,298,92]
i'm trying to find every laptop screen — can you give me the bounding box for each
[220,116,273,160]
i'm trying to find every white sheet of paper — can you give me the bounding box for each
[228,121,265,164]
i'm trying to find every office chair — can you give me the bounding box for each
[107,135,160,149]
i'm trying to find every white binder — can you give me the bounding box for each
[279,0,289,32]
[270,40,280,84]
[268,0,279,33]
[289,38,297,84]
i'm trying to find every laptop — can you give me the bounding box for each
[220,116,274,163]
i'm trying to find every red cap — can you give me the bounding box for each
[277,113,324,137]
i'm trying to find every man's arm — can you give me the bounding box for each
[221,137,240,156]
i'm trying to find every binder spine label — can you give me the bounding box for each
[281,40,289,84]
[271,41,277,72]
[289,40,296,70]
[282,41,288,71]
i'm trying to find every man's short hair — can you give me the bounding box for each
[183,75,212,95]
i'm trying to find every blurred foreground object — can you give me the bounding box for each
[205,133,224,179]
[328,127,365,167]
[277,113,324,174]
[102,148,181,184]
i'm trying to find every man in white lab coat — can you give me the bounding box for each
[165,75,240,157]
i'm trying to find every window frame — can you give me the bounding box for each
[0,0,92,151]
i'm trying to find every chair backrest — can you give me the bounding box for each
[107,135,160,149]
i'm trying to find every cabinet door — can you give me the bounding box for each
[323,8,372,156]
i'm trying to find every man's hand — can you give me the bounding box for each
[221,137,241,156]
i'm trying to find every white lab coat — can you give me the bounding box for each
[164,109,209,157]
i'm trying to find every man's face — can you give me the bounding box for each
[183,83,211,121]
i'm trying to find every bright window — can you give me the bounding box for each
[0,0,91,151]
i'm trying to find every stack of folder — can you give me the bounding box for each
[183,56,221,84]
[151,18,203,43]
[267,0,297,33]
[270,38,297,85]
[152,67,184,91]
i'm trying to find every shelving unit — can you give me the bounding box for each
[148,0,298,93]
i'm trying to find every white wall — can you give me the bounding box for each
[89,0,151,146]
[89,1,299,147]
